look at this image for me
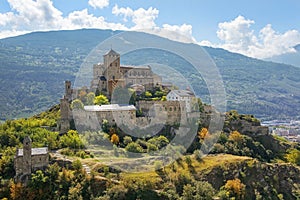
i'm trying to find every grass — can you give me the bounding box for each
[111,154,254,186]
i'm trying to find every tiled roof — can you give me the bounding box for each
[17,147,48,156]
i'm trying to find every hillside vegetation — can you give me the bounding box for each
[1,29,300,120]
[0,104,300,199]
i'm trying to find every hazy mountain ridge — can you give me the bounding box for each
[1,29,300,120]
[268,44,300,68]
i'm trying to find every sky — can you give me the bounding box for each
[1,0,300,59]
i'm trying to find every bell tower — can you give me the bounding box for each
[103,49,123,98]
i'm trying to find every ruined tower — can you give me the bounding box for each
[59,81,72,133]
[65,80,72,100]
[22,136,32,175]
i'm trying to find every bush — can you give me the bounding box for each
[125,142,144,153]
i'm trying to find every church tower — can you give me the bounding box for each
[103,49,123,98]
[22,136,32,175]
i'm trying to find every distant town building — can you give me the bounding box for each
[14,136,49,183]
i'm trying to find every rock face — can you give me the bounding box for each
[199,157,300,199]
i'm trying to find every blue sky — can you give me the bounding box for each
[1,0,300,58]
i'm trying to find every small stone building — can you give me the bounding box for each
[14,136,49,182]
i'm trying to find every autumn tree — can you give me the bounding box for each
[223,178,246,200]
[198,127,209,140]
[110,134,120,145]
[229,130,243,144]
[94,94,109,105]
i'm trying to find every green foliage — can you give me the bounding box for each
[94,95,109,105]
[72,159,83,171]
[86,92,95,105]
[182,181,216,200]
[106,184,128,200]
[125,142,144,153]
[0,147,16,178]
[123,136,132,146]
[60,130,84,149]
[285,148,300,166]
[147,136,169,149]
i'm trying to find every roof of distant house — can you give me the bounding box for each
[168,90,195,97]
[84,104,136,112]
[17,147,48,157]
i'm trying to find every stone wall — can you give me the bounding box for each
[137,100,187,125]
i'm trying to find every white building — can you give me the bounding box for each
[166,90,195,112]
[83,104,137,125]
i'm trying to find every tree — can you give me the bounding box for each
[86,92,95,105]
[60,130,84,149]
[161,96,167,101]
[286,148,300,166]
[123,136,132,146]
[148,136,169,149]
[125,142,144,153]
[145,91,152,98]
[223,178,246,200]
[182,184,194,200]
[198,128,209,140]
[110,134,119,145]
[71,99,84,110]
[94,95,109,105]
[101,119,109,133]
[229,131,243,144]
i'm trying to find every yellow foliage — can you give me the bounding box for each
[229,131,243,143]
[198,128,209,140]
[111,134,120,145]
[10,182,24,200]
[224,178,245,199]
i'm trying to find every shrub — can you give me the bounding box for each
[125,142,144,153]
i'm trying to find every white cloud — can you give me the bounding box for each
[209,15,300,58]
[112,5,195,43]
[64,9,127,30]
[0,30,30,39]
[88,0,109,9]
[0,0,127,37]
[112,5,159,30]
[0,1,195,45]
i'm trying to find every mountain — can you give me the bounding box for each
[1,29,300,120]
[267,44,300,68]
